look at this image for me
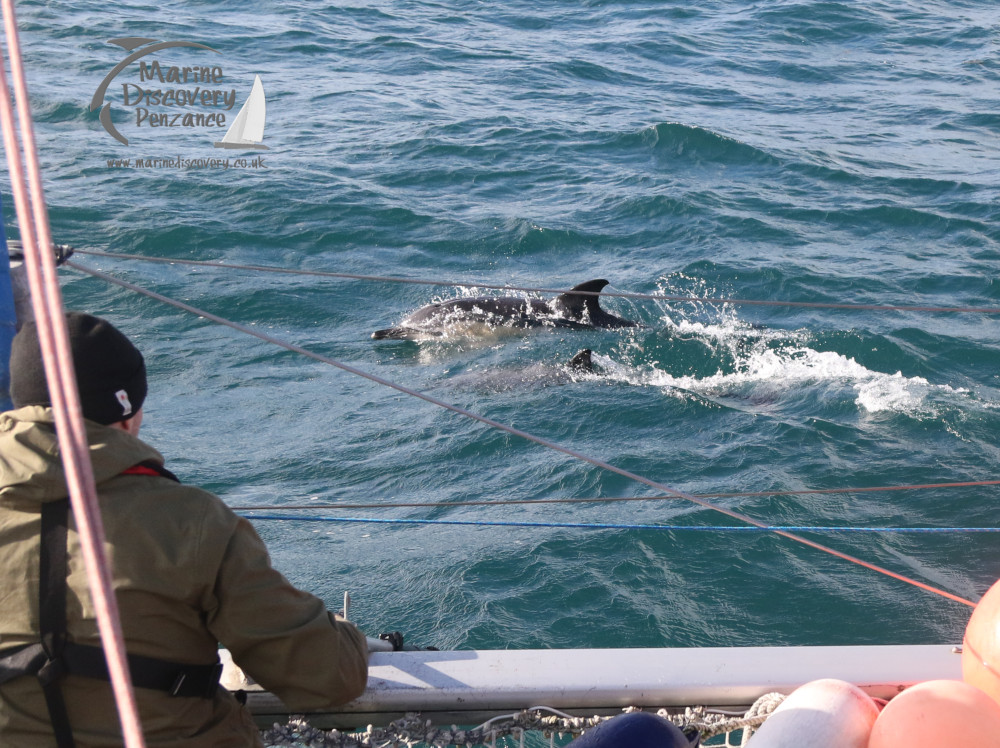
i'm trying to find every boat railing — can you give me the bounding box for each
[224,644,962,747]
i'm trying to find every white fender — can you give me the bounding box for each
[744,678,879,748]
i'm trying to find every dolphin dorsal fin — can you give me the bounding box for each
[554,279,610,320]
[567,348,593,371]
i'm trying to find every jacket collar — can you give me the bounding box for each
[0,406,165,504]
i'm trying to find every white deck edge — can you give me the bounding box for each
[234,644,962,728]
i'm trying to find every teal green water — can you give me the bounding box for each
[7,1,1000,650]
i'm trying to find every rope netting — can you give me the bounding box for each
[259,695,786,748]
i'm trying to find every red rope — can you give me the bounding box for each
[0,5,146,745]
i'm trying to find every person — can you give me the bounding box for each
[0,312,369,747]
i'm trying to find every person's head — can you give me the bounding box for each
[10,312,147,433]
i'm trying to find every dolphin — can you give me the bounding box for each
[449,349,596,392]
[372,279,637,340]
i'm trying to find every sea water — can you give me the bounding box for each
[5,0,999,651]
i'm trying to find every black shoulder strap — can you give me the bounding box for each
[37,497,75,748]
[138,459,180,483]
[0,481,221,745]
[120,460,180,483]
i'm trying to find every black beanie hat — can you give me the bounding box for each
[10,312,147,425]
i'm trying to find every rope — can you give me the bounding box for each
[258,699,787,747]
[71,248,1000,315]
[0,10,146,748]
[240,514,1000,534]
[733,694,786,746]
[66,261,978,608]
[227,478,1000,512]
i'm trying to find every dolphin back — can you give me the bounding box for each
[373,279,636,339]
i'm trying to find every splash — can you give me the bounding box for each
[595,274,970,417]
[596,343,969,416]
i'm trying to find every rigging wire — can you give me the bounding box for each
[227,478,1000,512]
[66,260,978,609]
[71,248,1000,315]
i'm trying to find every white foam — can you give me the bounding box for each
[594,274,980,416]
[595,344,967,416]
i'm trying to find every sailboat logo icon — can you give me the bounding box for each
[214,75,269,150]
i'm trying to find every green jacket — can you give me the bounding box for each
[0,407,368,747]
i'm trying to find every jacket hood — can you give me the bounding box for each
[0,405,166,504]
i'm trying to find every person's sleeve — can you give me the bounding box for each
[203,515,369,710]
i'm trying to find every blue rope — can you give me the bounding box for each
[241,513,1000,533]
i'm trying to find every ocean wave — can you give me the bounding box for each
[622,122,781,167]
